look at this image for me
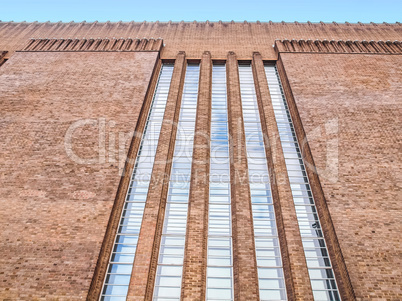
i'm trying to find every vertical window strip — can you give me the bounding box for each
[238,64,287,301]
[100,64,174,301]
[264,64,341,301]
[206,64,234,300]
[153,63,200,300]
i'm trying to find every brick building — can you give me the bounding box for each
[0,21,401,301]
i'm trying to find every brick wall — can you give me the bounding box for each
[0,21,401,300]
[0,22,400,59]
[279,53,402,300]
[0,51,158,300]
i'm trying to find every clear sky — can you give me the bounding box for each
[1,0,401,23]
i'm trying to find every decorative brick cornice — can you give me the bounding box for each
[275,39,402,54]
[21,38,163,52]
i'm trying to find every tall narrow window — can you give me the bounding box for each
[238,64,287,300]
[206,63,234,300]
[264,64,341,301]
[153,63,200,300]
[100,64,174,301]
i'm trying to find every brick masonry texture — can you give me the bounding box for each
[227,52,260,300]
[127,53,186,301]
[275,39,402,54]
[181,52,211,300]
[0,51,158,300]
[0,22,401,59]
[87,59,162,300]
[279,53,402,300]
[22,38,163,52]
[0,21,401,300]
[252,53,314,300]
[275,58,355,300]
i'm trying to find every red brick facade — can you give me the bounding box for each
[0,22,401,300]
[278,52,402,300]
[0,51,159,299]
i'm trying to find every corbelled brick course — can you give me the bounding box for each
[0,21,401,59]
[275,39,402,54]
[22,38,163,52]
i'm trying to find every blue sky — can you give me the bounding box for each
[1,0,401,23]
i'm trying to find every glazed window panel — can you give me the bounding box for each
[206,63,234,300]
[100,64,174,300]
[153,63,200,300]
[264,64,341,301]
[238,63,287,301]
